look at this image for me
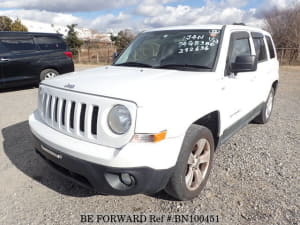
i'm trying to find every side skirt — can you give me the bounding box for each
[217,103,264,147]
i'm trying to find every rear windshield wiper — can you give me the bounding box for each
[114,62,153,68]
[157,64,212,70]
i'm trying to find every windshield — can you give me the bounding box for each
[114,29,221,71]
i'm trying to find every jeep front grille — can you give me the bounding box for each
[41,92,101,139]
[38,85,137,148]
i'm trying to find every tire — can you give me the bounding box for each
[165,124,214,201]
[253,88,275,124]
[40,69,59,81]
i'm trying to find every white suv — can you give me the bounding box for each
[29,25,279,200]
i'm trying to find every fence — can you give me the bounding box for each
[73,40,116,65]
[277,48,300,65]
[73,43,300,66]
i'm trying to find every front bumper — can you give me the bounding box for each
[34,135,174,195]
[29,111,184,169]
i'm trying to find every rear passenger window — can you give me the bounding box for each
[35,36,67,51]
[0,42,9,54]
[252,36,267,62]
[266,36,275,59]
[0,38,36,53]
[230,38,251,63]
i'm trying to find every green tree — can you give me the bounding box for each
[65,24,83,55]
[0,16,13,31]
[11,18,28,32]
[0,16,28,32]
[111,29,135,53]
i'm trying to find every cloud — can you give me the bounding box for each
[268,0,300,8]
[89,13,142,32]
[0,0,139,12]
[0,9,82,26]
[142,4,261,28]
[0,0,270,33]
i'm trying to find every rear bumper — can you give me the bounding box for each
[33,135,174,195]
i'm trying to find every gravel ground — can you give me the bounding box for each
[0,66,299,225]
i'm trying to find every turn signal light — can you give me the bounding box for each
[133,130,167,143]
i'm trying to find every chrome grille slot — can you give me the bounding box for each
[54,97,58,123]
[91,106,99,135]
[69,101,75,129]
[61,99,66,126]
[48,95,53,119]
[80,104,86,132]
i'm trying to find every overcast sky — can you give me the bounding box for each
[0,0,298,32]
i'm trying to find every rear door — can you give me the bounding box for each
[251,32,271,103]
[0,36,40,87]
[34,35,74,74]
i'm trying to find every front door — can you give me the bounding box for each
[219,31,257,138]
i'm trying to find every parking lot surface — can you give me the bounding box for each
[0,66,299,225]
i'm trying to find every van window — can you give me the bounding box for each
[0,42,9,54]
[230,38,251,63]
[252,37,267,62]
[266,36,275,59]
[0,38,36,53]
[35,36,67,51]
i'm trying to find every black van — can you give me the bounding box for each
[0,32,74,89]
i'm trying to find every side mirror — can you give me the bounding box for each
[231,55,257,74]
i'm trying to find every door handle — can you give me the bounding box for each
[0,58,9,62]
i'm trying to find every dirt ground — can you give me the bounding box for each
[0,66,299,225]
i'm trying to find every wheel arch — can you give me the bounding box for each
[40,66,60,74]
[192,111,220,149]
[272,80,279,94]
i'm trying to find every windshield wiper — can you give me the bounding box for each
[157,64,212,70]
[114,62,153,68]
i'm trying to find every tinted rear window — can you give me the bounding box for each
[253,37,267,62]
[35,36,67,50]
[0,38,36,53]
[0,42,9,54]
[266,36,275,59]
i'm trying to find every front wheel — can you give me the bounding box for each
[165,124,214,201]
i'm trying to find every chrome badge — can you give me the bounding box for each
[64,83,75,89]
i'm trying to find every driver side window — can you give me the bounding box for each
[230,38,251,63]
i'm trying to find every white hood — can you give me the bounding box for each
[42,66,216,106]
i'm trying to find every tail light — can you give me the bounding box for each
[64,51,73,58]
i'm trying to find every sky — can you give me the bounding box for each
[0,0,298,33]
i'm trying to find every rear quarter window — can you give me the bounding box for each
[252,37,267,62]
[35,36,67,51]
[266,36,276,59]
[0,38,36,53]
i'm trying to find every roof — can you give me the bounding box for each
[143,24,269,35]
[145,25,224,32]
[0,31,63,37]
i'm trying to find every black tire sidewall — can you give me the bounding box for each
[40,69,58,81]
[262,88,275,123]
[165,124,215,200]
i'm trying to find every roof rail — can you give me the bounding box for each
[232,23,246,26]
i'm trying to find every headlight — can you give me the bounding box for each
[108,105,132,134]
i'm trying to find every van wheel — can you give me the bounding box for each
[165,124,214,201]
[40,69,59,80]
[253,88,275,124]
